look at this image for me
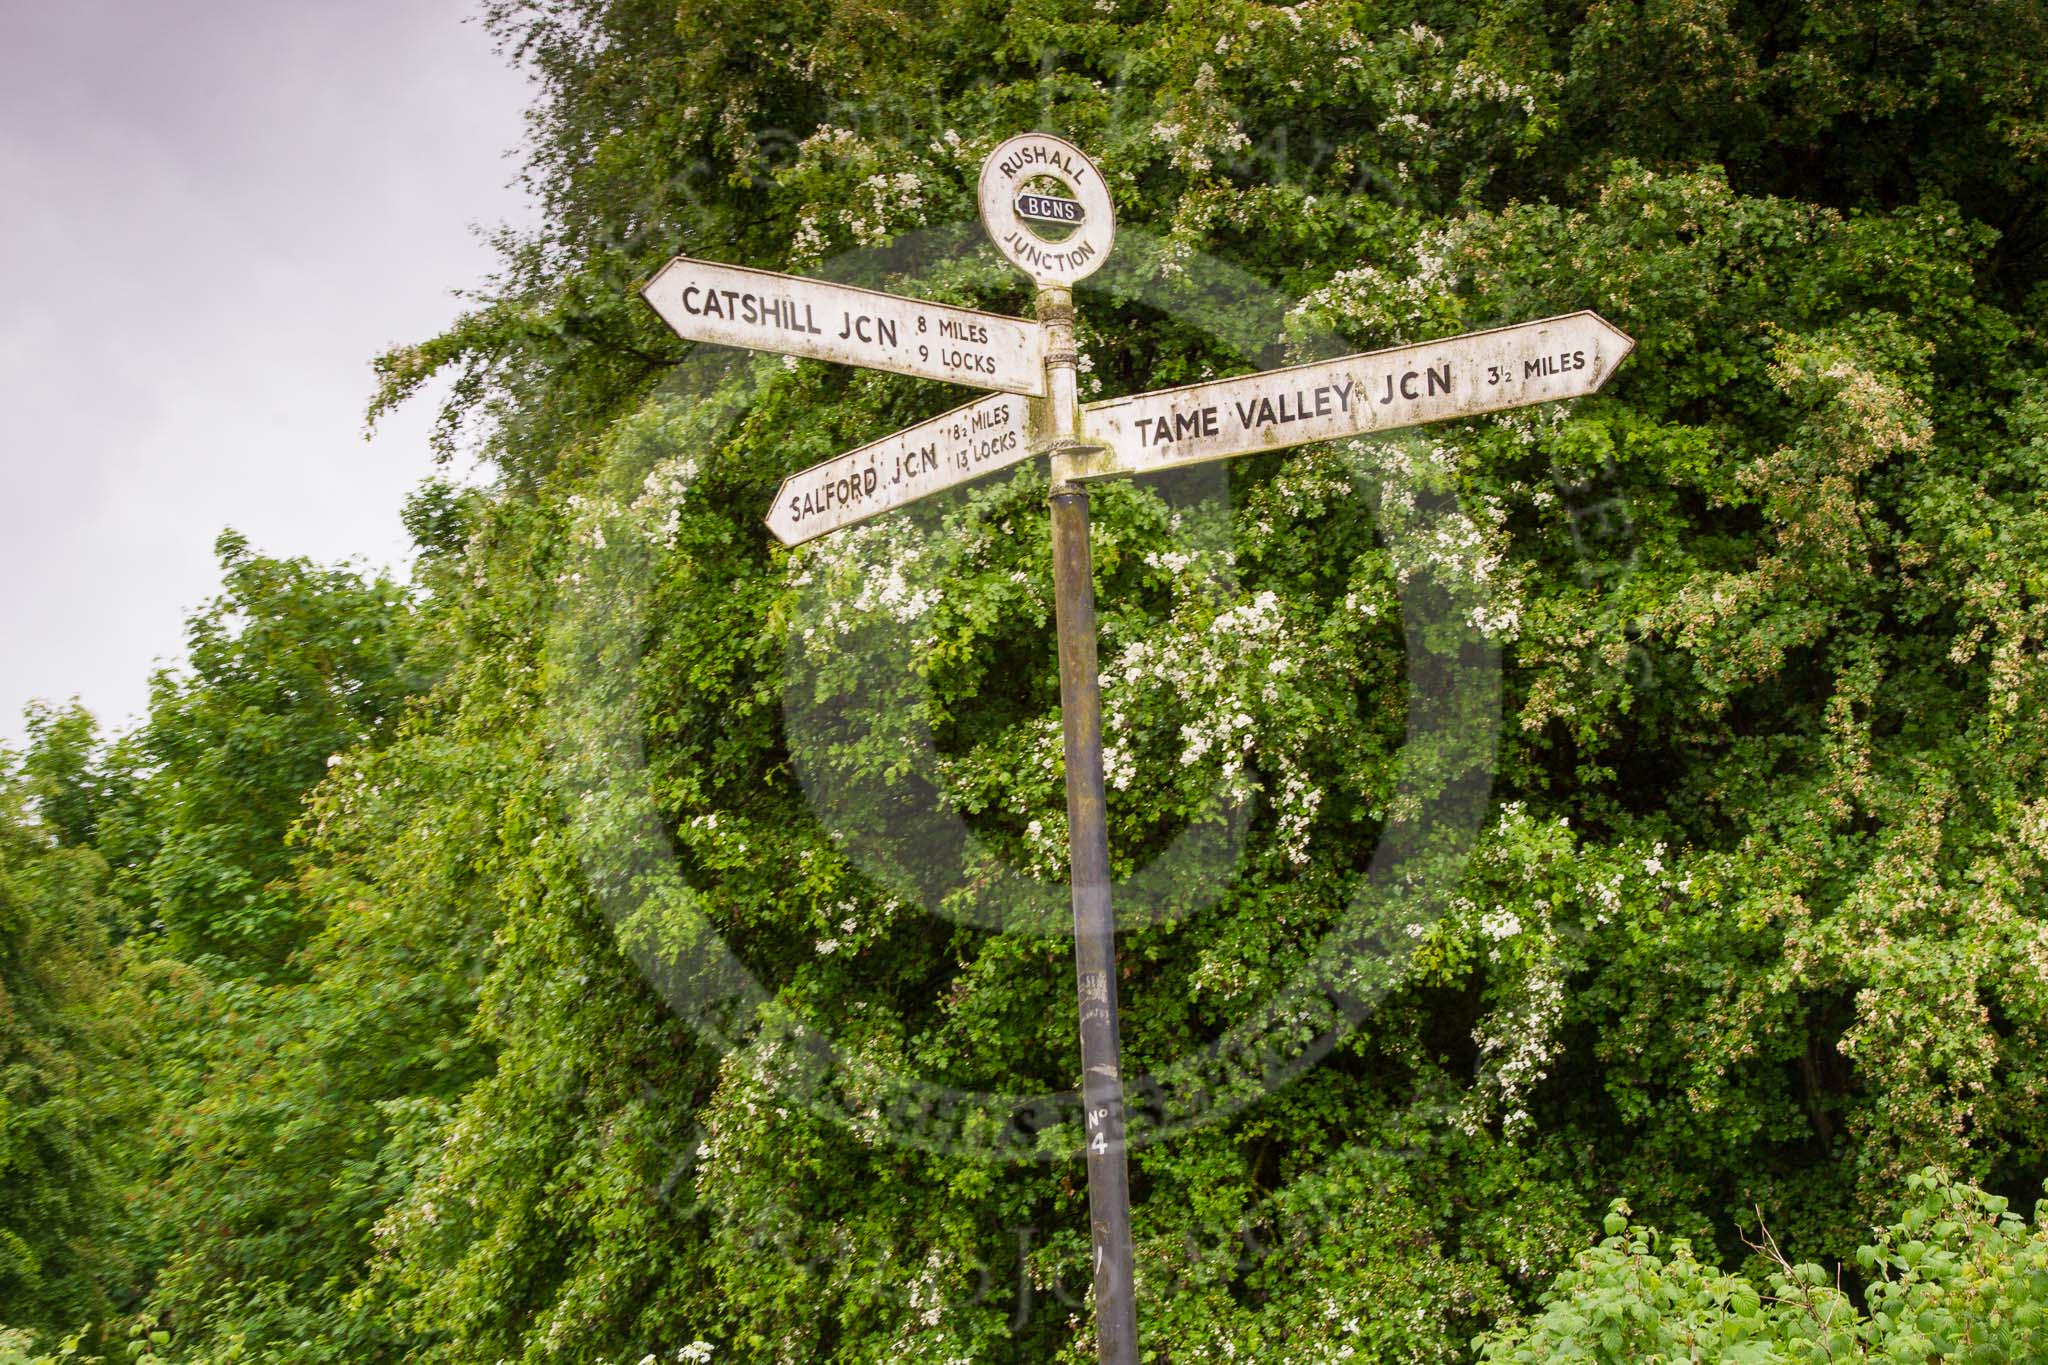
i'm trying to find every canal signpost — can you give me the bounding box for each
[640,130,1632,1365]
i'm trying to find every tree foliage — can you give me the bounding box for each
[0,743,150,1338]
[125,532,429,975]
[1484,1171,2048,1362]
[9,0,2048,1359]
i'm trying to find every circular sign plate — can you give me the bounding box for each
[978,133,1115,287]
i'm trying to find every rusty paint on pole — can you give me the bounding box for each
[1038,282,1140,1365]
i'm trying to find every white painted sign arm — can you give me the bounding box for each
[641,256,1049,397]
[764,391,1036,546]
[1068,311,1633,479]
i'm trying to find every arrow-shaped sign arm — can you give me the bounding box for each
[764,392,1037,546]
[640,255,1049,397]
[1067,311,1634,480]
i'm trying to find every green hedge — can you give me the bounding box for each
[1482,1171,2048,1363]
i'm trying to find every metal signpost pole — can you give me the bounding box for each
[978,133,1141,1364]
[1039,283,1140,1365]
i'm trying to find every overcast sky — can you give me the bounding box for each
[0,0,534,750]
